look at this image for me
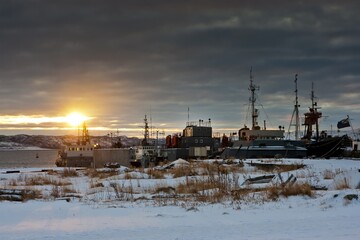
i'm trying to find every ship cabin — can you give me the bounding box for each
[238,126,285,141]
[66,143,94,158]
[181,119,214,150]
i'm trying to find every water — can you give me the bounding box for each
[0,149,59,169]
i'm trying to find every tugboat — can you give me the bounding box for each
[56,122,97,167]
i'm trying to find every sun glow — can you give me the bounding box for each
[0,113,92,128]
[65,112,90,127]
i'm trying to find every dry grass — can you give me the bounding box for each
[10,174,71,186]
[147,169,165,179]
[7,178,18,186]
[296,167,318,179]
[198,162,218,176]
[22,188,42,201]
[175,173,235,203]
[198,162,244,176]
[266,182,313,200]
[50,185,77,199]
[274,164,306,173]
[177,178,217,194]
[85,169,119,179]
[7,156,356,206]
[0,188,42,202]
[323,169,336,179]
[231,188,261,201]
[335,177,351,190]
[169,165,196,178]
[123,172,146,179]
[253,162,305,173]
[109,182,134,201]
[195,189,228,203]
[61,168,79,177]
[154,186,176,194]
[89,179,104,188]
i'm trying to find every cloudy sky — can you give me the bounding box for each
[0,0,359,138]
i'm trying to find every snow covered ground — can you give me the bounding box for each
[1,158,360,240]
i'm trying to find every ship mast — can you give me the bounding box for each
[303,82,322,141]
[78,121,90,145]
[249,67,260,130]
[142,115,150,146]
[311,82,320,140]
[287,74,301,140]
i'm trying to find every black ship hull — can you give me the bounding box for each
[221,140,308,159]
[306,135,347,158]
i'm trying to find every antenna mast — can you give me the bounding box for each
[249,67,260,130]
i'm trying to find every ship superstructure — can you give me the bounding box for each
[56,122,95,167]
[223,69,307,159]
[238,68,286,142]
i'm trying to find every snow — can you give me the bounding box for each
[1,158,360,239]
[157,158,190,170]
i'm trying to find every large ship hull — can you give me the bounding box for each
[306,136,348,158]
[222,140,307,159]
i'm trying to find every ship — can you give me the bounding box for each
[55,122,97,167]
[221,69,307,159]
[300,82,349,158]
[130,115,164,167]
[130,115,220,167]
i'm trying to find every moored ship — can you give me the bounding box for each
[300,82,349,158]
[222,69,307,159]
[55,122,96,167]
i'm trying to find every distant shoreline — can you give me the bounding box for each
[0,147,58,151]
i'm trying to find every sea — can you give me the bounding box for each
[0,149,59,169]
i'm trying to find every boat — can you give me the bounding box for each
[222,69,307,159]
[130,115,164,167]
[224,139,307,159]
[55,122,96,167]
[301,83,349,158]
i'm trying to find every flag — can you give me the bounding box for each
[337,117,350,129]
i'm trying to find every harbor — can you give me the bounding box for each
[0,149,59,169]
[51,71,357,169]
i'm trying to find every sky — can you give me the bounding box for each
[0,0,359,138]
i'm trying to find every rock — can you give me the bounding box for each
[343,194,358,201]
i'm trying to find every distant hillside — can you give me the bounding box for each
[0,135,141,149]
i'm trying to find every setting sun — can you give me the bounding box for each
[65,112,90,127]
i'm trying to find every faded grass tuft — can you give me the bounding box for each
[12,174,71,186]
[109,182,134,201]
[147,169,165,179]
[61,168,79,177]
[323,169,336,179]
[169,165,196,178]
[266,182,313,200]
[50,185,78,199]
[335,177,351,190]
[85,169,119,179]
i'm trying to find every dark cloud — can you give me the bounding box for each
[0,0,359,136]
